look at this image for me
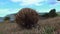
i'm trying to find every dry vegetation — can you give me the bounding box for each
[0,16,60,34]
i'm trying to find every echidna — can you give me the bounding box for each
[15,8,39,29]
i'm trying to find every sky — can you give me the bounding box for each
[0,0,60,17]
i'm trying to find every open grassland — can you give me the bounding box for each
[0,16,60,34]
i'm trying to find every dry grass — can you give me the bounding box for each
[0,16,60,34]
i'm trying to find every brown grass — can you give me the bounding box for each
[0,16,60,34]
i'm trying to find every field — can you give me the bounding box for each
[0,16,60,34]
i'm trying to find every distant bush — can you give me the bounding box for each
[42,13,49,18]
[4,16,10,21]
[40,9,58,18]
[49,9,58,17]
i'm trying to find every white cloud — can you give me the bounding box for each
[10,0,21,2]
[34,3,43,6]
[10,0,45,6]
[0,9,20,17]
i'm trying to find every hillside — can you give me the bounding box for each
[0,17,4,22]
[0,13,16,22]
[0,16,60,34]
[57,12,60,16]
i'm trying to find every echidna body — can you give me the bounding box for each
[15,8,39,29]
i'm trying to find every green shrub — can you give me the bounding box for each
[42,13,49,18]
[49,9,58,17]
[43,26,55,34]
[4,17,10,21]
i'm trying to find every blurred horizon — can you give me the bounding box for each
[0,0,60,17]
